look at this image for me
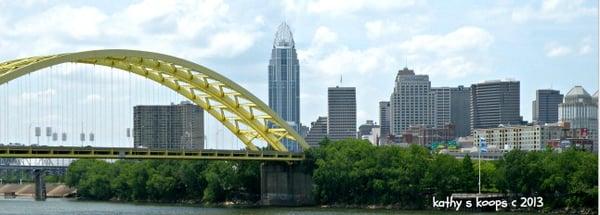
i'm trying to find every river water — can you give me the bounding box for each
[0,198,522,214]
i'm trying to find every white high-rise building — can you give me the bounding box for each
[389,67,433,135]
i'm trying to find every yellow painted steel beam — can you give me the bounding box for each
[0,146,305,161]
[0,49,310,152]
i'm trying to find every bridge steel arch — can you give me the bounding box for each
[0,49,309,152]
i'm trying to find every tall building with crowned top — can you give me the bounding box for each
[268,22,300,151]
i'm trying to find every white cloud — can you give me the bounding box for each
[198,30,259,58]
[0,0,264,61]
[545,38,593,58]
[20,89,56,100]
[313,47,394,77]
[298,26,339,66]
[284,0,419,16]
[312,26,338,47]
[82,94,104,104]
[364,20,400,39]
[579,36,593,55]
[364,16,429,39]
[421,56,489,79]
[399,26,494,55]
[545,44,572,57]
[300,25,494,82]
[512,0,596,23]
[12,5,107,40]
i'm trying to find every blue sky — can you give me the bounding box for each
[0,0,597,147]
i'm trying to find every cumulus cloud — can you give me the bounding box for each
[300,25,494,83]
[284,0,419,16]
[21,89,56,100]
[512,0,596,23]
[82,94,104,104]
[0,0,260,60]
[578,36,593,55]
[198,30,260,58]
[364,15,429,39]
[397,26,494,79]
[399,26,494,55]
[545,37,594,58]
[545,44,572,57]
[312,26,338,47]
[12,5,107,40]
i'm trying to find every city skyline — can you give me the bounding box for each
[0,0,596,132]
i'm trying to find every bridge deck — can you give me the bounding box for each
[0,146,305,161]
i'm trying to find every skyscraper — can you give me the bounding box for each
[470,80,521,129]
[268,22,300,150]
[431,87,451,128]
[390,67,433,135]
[532,89,563,124]
[559,86,598,148]
[378,101,391,142]
[450,85,471,137]
[133,102,204,150]
[327,86,357,140]
[305,116,328,147]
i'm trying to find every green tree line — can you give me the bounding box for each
[64,139,597,210]
[308,139,597,210]
[65,160,260,203]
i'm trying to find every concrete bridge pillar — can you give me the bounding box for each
[33,169,46,201]
[260,162,315,206]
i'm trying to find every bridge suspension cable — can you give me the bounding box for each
[0,49,308,153]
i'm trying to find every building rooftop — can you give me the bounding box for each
[397,67,415,76]
[273,22,294,48]
[565,86,591,98]
[480,79,519,84]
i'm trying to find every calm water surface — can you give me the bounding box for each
[0,198,526,215]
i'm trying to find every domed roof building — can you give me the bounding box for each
[559,86,598,150]
[564,86,592,103]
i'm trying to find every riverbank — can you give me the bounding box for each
[0,183,75,198]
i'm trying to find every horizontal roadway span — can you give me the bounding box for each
[0,146,305,161]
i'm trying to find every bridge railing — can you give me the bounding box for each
[0,146,305,161]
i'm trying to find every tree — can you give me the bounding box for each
[460,154,477,193]
[424,154,461,197]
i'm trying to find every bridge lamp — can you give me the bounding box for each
[35,127,41,145]
[46,127,52,144]
[80,133,85,147]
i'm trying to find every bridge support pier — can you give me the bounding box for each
[33,169,46,201]
[260,162,314,206]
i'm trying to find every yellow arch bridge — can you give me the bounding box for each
[0,49,309,161]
